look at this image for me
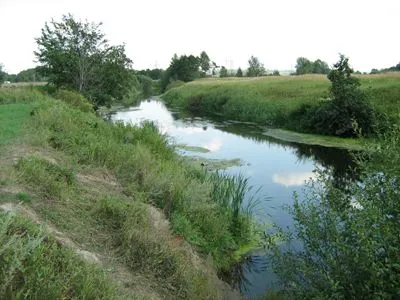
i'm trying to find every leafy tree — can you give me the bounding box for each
[311,55,375,137]
[272,70,280,76]
[199,51,211,76]
[0,64,5,84]
[219,66,228,78]
[35,14,133,106]
[160,54,201,91]
[136,68,164,80]
[246,56,265,77]
[312,59,330,74]
[236,67,243,77]
[296,57,330,75]
[295,57,314,75]
[15,68,46,82]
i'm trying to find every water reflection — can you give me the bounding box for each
[272,171,317,187]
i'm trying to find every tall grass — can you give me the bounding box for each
[163,73,400,129]
[0,211,117,299]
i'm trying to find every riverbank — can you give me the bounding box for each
[0,87,259,299]
[162,73,400,148]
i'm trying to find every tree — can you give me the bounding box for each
[246,56,265,77]
[0,64,4,84]
[219,66,228,78]
[317,55,375,137]
[296,57,330,75]
[160,54,201,91]
[295,57,313,75]
[199,51,211,76]
[272,70,280,76]
[35,14,133,106]
[236,67,243,77]
[312,59,330,74]
[15,68,46,82]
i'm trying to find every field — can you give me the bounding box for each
[163,73,400,137]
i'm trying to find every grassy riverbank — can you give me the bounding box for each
[0,87,260,299]
[163,73,400,146]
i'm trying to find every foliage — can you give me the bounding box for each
[136,68,164,80]
[35,14,133,106]
[15,68,47,82]
[246,56,265,77]
[219,66,228,78]
[236,67,243,77]
[370,62,400,74]
[160,54,201,91]
[0,64,4,84]
[272,70,280,76]
[199,51,211,76]
[54,89,93,112]
[314,55,376,137]
[268,127,400,299]
[296,57,330,75]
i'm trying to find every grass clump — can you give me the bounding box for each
[0,211,116,299]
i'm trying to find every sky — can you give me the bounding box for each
[0,0,399,74]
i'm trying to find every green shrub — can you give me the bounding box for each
[54,89,93,112]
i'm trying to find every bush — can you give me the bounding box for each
[54,89,93,112]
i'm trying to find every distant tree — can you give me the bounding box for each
[211,61,219,76]
[312,59,330,74]
[199,51,211,76]
[370,68,379,74]
[296,57,330,75]
[35,14,133,106]
[15,68,46,82]
[0,64,5,84]
[136,68,164,80]
[160,54,201,92]
[295,57,314,75]
[272,70,280,76]
[317,54,375,137]
[247,56,265,77]
[219,66,228,78]
[236,67,243,77]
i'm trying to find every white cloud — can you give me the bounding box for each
[203,138,223,152]
[272,171,316,187]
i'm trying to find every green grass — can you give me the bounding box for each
[163,73,400,143]
[0,104,32,145]
[0,211,117,299]
[263,128,368,150]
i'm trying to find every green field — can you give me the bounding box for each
[0,103,32,145]
[163,73,400,138]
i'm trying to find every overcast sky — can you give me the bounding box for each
[1,0,399,74]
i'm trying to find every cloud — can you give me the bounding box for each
[272,171,316,187]
[203,138,223,152]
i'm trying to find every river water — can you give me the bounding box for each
[111,99,356,298]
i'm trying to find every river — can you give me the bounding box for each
[110,98,357,298]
